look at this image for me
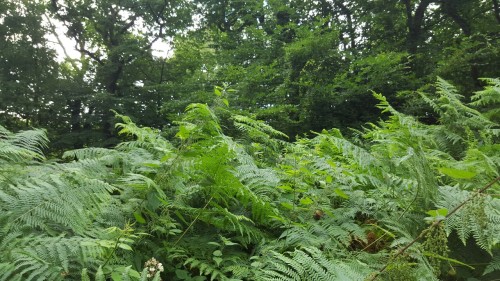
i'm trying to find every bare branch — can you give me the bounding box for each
[43,13,79,70]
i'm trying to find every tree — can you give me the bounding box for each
[48,0,193,145]
[0,0,61,130]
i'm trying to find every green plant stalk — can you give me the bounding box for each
[173,196,213,247]
[102,232,125,269]
[368,176,500,281]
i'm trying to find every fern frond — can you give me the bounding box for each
[470,78,500,107]
[232,114,288,139]
[0,172,115,235]
[0,126,47,162]
[312,130,380,170]
[63,147,117,161]
[0,234,118,281]
[8,128,49,156]
[184,257,228,281]
[437,185,500,253]
[260,247,370,281]
[484,254,500,275]
[178,103,222,138]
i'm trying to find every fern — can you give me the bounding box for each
[0,126,142,281]
[0,125,47,162]
[484,253,500,275]
[0,234,127,281]
[260,247,370,281]
[471,78,500,124]
[437,186,500,253]
[1,80,499,281]
[0,172,115,235]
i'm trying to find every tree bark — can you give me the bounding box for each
[335,1,356,50]
[441,0,472,36]
[493,0,500,24]
[403,0,435,54]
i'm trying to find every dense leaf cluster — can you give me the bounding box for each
[1,79,499,280]
[1,0,499,149]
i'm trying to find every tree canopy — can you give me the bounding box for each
[1,0,498,147]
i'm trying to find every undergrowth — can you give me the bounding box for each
[0,78,499,280]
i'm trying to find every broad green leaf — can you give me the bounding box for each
[299,197,314,205]
[425,208,448,223]
[128,269,141,279]
[426,208,448,217]
[438,167,476,179]
[214,87,222,96]
[118,243,133,251]
[134,212,146,224]
[334,188,349,199]
[278,185,294,191]
[280,202,294,210]
[175,269,189,279]
[213,257,223,266]
[326,175,333,183]
[437,208,448,217]
[111,271,122,281]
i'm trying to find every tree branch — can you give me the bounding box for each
[43,13,80,70]
[77,46,104,65]
[440,0,472,36]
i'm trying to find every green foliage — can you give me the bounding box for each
[1,79,499,280]
[260,247,370,281]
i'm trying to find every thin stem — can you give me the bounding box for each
[368,176,500,281]
[102,232,124,268]
[173,196,213,247]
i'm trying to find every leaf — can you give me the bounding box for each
[426,208,448,217]
[213,257,223,266]
[437,208,448,217]
[214,86,223,96]
[278,185,293,191]
[326,175,333,183]
[438,167,476,179]
[117,243,133,251]
[175,269,189,279]
[212,250,222,257]
[299,197,313,205]
[425,208,448,223]
[111,271,122,281]
[134,212,146,224]
[334,188,349,199]
[176,124,192,140]
[280,202,294,210]
[81,268,91,281]
[128,269,141,279]
[95,266,105,281]
[423,252,475,269]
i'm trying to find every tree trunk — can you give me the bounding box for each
[335,1,356,50]
[441,0,472,36]
[493,0,500,24]
[403,0,435,54]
